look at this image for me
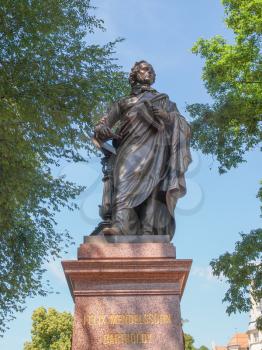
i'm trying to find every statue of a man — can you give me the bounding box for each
[94,61,191,240]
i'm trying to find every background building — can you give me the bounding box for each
[247,299,262,350]
[213,333,249,350]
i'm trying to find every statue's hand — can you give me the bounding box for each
[151,106,170,121]
[95,124,115,141]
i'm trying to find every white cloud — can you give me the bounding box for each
[191,265,220,282]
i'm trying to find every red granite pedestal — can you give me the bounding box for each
[62,236,192,350]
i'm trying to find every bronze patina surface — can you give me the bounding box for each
[93,61,192,241]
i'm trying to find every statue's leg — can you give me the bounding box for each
[139,188,159,235]
[139,188,175,236]
[112,207,139,235]
[103,206,139,235]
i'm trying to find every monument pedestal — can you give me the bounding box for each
[62,236,192,350]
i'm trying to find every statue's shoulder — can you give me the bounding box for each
[107,95,131,114]
[149,91,171,111]
[117,95,130,103]
[151,90,168,98]
[168,100,178,112]
[108,94,130,106]
[116,95,133,106]
[117,94,140,111]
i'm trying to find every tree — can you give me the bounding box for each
[0,0,129,334]
[188,0,261,174]
[188,0,262,328]
[184,333,196,350]
[24,307,73,350]
[211,229,262,328]
[184,333,209,350]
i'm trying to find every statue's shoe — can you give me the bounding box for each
[102,226,122,235]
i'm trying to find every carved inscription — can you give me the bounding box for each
[84,313,172,326]
[83,313,172,346]
[103,333,152,345]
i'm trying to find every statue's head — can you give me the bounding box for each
[129,61,156,87]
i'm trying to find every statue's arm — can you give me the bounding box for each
[106,102,121,128]
[94,102,121,142]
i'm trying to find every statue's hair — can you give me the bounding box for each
[129,60,156,86]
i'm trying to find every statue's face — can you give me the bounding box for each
[135,62,155,85]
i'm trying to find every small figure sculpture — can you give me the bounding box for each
[94,61,191,241]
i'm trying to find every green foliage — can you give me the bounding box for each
[188,0,261,174]
[184,333,209,350]
[211,228,262,329]
[198,347,209,350]
[184,333,196,350]
[24,307,73,350]
[257,180,262,215]
[0,0,129,334]
[189,0,262,331]
[209,176,262,328]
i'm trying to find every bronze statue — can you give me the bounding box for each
[93,61,191,241]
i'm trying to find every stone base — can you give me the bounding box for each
[62,239,192,350]
[84,234,171,244]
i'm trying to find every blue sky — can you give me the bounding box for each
[1,1,261,349]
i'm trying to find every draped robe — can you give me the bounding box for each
[106,90,192,239]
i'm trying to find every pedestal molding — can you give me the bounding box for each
[62,242,192,350]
